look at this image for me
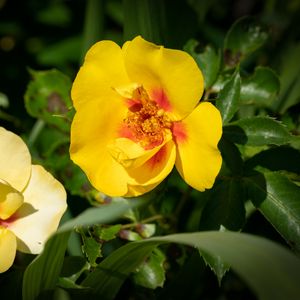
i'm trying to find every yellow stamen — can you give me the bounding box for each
[124,86,171,149]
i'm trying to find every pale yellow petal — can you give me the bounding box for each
[0,227,16,273]
[9,165,67,254]
[175,102,222,191]
[0,180,24,220]
[0,127,31,191]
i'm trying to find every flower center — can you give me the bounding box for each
[123,86,171,149]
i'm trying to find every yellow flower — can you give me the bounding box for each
[70,36,222,197]
[0,127,67,273]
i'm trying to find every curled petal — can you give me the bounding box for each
[126,140,176,196]
[0,127,31,191]
[9,165,67,254]
[175,102,222,191]
[123,36,204,120]
[0,227,16,273]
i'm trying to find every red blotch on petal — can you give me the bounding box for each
[146,146,167,170]
[126,99,142,112]
[0,213,18,228]
[118,125,135,140]
[151,88,171,111]
[172,122,187,144]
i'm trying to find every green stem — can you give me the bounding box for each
[28,119,45,147]
[121,214,165,229]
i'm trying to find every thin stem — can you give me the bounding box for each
[121,214,165,229]
[28,119,45,147]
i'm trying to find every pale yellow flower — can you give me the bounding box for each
[0,127,67,273]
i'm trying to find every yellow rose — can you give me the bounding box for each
[70,36,222,197]
[0,127,67,273]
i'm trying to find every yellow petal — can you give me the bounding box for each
[72,40,130,110]
[126,140,176,196]
[8,165,67,254]
[123,36,204,120]
[0,227,16,273]
[0,127,31,191]
[175,102,222,191]
[70,98,131,197]
[108,138,160,169]
[0,180,24,220]
[125,182,161,197]
[108,130,172,169]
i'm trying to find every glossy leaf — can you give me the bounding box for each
[184,39,221,88]
[216,70,241,124]
[223,117,292,146]
[132,248,166,289]
[224,16,268,66]
[241,67,280,107]
[24,69,73,132]
[245,171,300,253]
[82,231,300,300]
[245,146,300,173]
[219,136,244,175]
[200,179,246,231]
[22,231,71,300]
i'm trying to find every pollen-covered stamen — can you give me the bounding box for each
[123,86,171,149]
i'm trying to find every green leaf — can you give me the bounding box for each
[81,241,159,298]
[82,236,102,267]
[58,199,143,233]
[82,231,300,300]
[23,201,141,299]
[272,43,300,113]
[199,249,230,285]
[219,136,244,175]
[224,16,268,66]
[132,248,166,289]
[37,36,82,66]
[184,39,221,88]
[241,67,280,107]
[216,70,241,124]
[245,171,300,253]
[223,117,292,146]
[95,224,122,241]
[200,179,246,231]
[245,146,300,173]
[22,231,71,300]
[24,69,73,132]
